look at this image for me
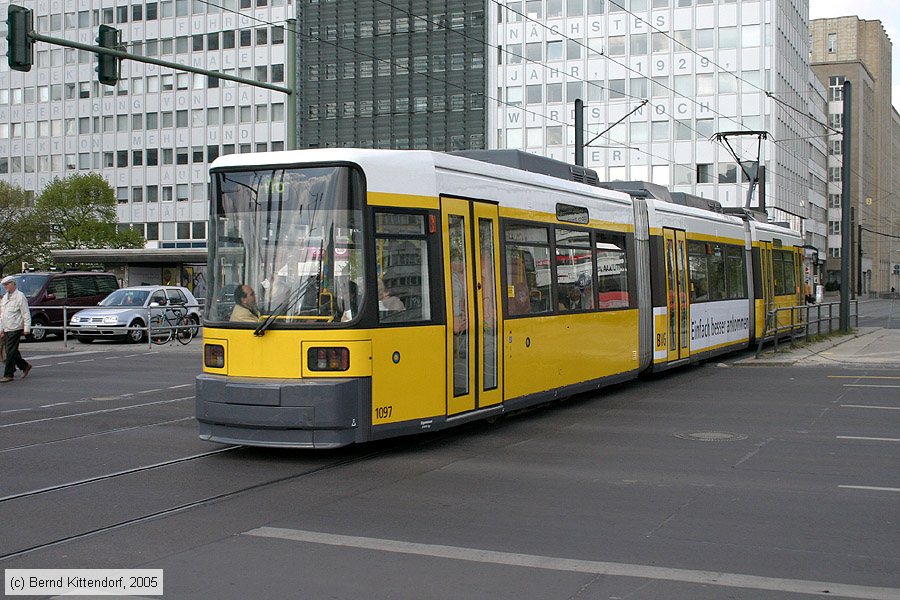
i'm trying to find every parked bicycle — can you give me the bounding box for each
[150,305,198,345]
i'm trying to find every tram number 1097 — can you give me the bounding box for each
[374,406,393,420]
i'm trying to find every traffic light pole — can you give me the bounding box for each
[26,30,292,95]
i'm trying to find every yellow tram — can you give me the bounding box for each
[196,149,803,448]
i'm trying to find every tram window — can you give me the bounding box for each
[596,232,629,309]
[556,228,594,312]
[505,223,551,316]
[707,245,725,301]
[374,212,431,324]
[688,250,709,302]
[773,250,795,295]
[725,245,746,298]
[688,241,737,302]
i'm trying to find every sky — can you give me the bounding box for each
[809,0,900,110]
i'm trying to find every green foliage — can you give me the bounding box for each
[33,173,144,251]
[0,181,40,277]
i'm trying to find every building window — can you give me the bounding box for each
[828,167,842,182]
[697,164,713,184]
[829,76,845,101]
[828,221,840,235]
[827,33,837,53]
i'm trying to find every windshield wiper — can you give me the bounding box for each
[253,277,316,337]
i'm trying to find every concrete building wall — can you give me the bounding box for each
[811,16,897,293]
[0,0,291,252]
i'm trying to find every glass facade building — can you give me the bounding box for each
[296,0,488,151]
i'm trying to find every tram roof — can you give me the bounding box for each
[209,148,636,205]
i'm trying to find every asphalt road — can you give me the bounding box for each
[1,310,898,599]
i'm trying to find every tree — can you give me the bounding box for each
[0,181,40,277]
[33,173,144,250]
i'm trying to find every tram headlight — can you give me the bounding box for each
[307,347,349,372]
[205,344,225,368]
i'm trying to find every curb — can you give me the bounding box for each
[733,328,871,367]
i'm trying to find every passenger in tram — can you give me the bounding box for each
[230,284,260,322]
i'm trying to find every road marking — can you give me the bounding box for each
[167,384,192,389]
[837,436,900,443]
[244,527,900,600]
[138,388,164,394]
[56,361,74,365]
[839,485,900,493]
[842,384,900,389]
[0,396,194,429]
[77,359,94,363]
[841,405,900,411]
[829,375,900,380]
[27,351,105,360]
[39,403,70,408]
[0,408,32,414]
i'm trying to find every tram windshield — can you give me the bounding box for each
[206,165,366,327]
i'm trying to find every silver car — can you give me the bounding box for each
[69,285,201,343]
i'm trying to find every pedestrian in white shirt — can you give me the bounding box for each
[1,276,32,383]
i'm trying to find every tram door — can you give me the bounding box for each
[663,228,690,362]
[442,197,503,416]
[759,241,774,329]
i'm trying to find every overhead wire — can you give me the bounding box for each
[191,0,874,224]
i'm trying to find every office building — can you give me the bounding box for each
[489,0,822,233]
[811,16,899,294]
[0,0,292,286]
[295,0,488,151]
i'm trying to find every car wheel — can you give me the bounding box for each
[29,318,48,342]
[77,336,94,344]
[128,319,146,343]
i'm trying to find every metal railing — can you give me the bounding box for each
[755,299,858,358]
[25,301,204,349]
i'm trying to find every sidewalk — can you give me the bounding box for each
[736,327,900,368]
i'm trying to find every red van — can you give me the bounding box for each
[2,272,119,341]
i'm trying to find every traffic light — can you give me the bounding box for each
[96,24,121,86]
[6,5,34,72]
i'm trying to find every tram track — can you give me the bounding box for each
[0,396,194,429]
[0,436,423,562]
[0,416,194,453]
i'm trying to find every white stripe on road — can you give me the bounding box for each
[842,384,900,389]
[0,397,194,428]
[829,376,900,380]
[244,527,900,600]
[837,436,900,442]
[27,351,105,360]
[167,384,192,389]
[839,485,900,493]
[841,405,900,411]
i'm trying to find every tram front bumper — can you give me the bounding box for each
[195,374,371,449]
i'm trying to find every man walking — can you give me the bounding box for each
[1,276,32,383]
